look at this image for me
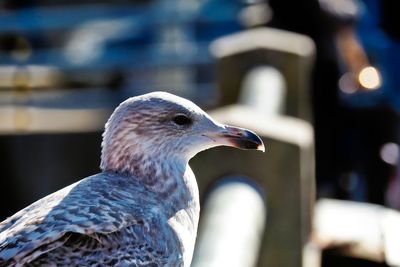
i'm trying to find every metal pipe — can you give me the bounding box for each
[239,66,286,117]
[192,177,266,267]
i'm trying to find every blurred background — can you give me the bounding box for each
[1,0,400,266]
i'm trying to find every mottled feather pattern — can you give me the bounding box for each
[0,173,184,266]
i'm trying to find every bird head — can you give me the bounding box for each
[100,92,264,175]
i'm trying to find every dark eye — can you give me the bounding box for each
[173,114,192,126]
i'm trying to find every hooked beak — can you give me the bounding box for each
[207,125,265,152]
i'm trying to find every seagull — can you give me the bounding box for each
[0,92,264,267]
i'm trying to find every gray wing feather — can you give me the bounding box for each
[0,173,169,265]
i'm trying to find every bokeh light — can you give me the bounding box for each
[380,142,399,165]
[358,66,381,90]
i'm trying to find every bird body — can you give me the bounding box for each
[0,92,263,266]
[0,171,193,266]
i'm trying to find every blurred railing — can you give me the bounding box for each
[314,199,400,267]
[192,177,266,267]
[191,27,316,267]
[192,26,400,267]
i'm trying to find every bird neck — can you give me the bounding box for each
[101,143,196,200]
[100,132,200,217]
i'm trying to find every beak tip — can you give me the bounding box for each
[222,126,265,152]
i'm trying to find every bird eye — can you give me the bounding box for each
[173,114,192,126]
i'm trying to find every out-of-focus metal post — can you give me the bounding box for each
[239,66,286,117]
[191,177,266,267]
[313,199,400,266]
[191,27,316,267]
[210,27,315,123]
[191,105,315,267]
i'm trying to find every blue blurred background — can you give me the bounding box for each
[1,0,400,266]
